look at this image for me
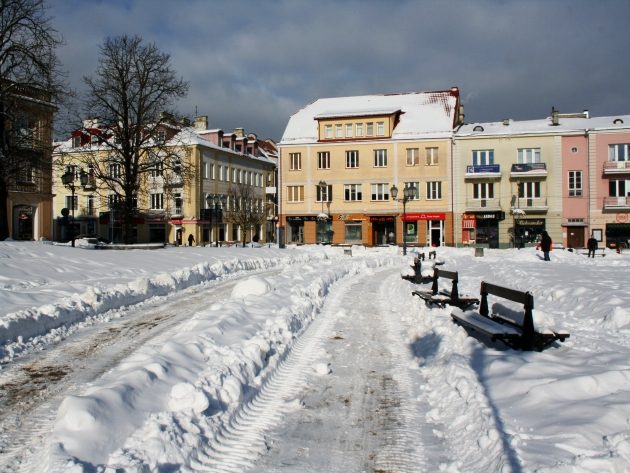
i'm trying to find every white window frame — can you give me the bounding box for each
[355,123,364,137]
[473,182,494,199]
[366,122,374,136]
[426,147,439,165]
[324,125,333,139]
[345,124,353,137]
[376,121,385,136]
[287,185,304,203]
[150,192,164,210]
[346,150,359,168]
[609,144,630,162]
[290,152,302,171]
[473,150,494,165]
[371,183,390,201]
[568,170,582,197]
[404,181,420,200]
[373,149,387,167]
[316,184,332,202]
[518,148,541,164]
[426,181,442,200]
[344,184,362,201]
[518,181,541,199]
[318,151,330,169]
[335,124,343,138]
[406,148,419,166]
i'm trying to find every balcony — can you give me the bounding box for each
[510,163,548,177]
[163,176,184,188]
[465,164,501,179]
[603,161,630,175]
[465,197,501,211]
[603,196,630,210]
[514,197,548,212]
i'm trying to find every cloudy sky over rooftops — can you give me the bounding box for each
[49,0,630,141]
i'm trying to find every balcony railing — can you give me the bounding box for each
[514,197,548,211]
[510,163,548,176]
[603,196,630,209]
[465,164,501,178]
[603,161,630,174]
[465,197,501,211]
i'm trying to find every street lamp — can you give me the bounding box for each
[61,168,89,247]
[317,180,331,244]
[390,184,415,256]
[206,194,227,246]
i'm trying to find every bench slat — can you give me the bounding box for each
[451,309,521,337]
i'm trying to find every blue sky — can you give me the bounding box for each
[49,0,630,141]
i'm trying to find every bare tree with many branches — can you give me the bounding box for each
[225,182,267,247]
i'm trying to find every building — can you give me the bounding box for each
[454,110,630,249]
[278,88,464,247]
[3,84,56,241]
[52,116,277,245]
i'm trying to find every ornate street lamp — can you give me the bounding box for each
[390,184,416,256]
[61,168,89,247]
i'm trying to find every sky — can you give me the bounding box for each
[47,0,630,141]
[1,241,630,471]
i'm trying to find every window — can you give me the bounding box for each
[324,125,333,139]
[569,171,582,197]
[346,150,359,168]
[86,195,95,216]
[609,144,630,162]
[72,135,81,148]
[344,184,362,201]
[318,151,330,169]
[376,122,385,136]
[406,148,419,166]
[345,124,353,137]
[157,130,166,144]
[173,193,182,214]
[518,181,541,198]
[371,183,390,201]
[65,194,78,211]
[90,134,99,146]
[211,164,216,180]
[609,179,630,197]
[473,182,494,199]
[426,147,438,165]
[108,194,122,210]
[373,149,387,167]
[366,122,374,136]
[426,181,442,200]
[218,165,224,181]
[355,123,364,137]
[150,160,163,177]
[287,185,304,202]
[203,161,210,179]
[404,181,420,199]
[316,184,332,202]
[290,152,302,170]
[518,148,541,164]
[109,163,122,178]
[335,124,343,138]
[232,168,238,183]
[473,150,494,165]
[345,222,362,242]
[150,193,164,209]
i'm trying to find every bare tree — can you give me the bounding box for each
[0,0,62,239]
[225,182,267,247]
[68,35,189,243]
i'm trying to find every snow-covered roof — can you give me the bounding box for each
[457,114,630,138]
[280,89,461,145]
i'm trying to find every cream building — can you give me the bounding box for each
[279,88,464,247]
[52,117,277,245]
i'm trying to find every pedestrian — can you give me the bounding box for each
[539,230,552,261]
[187,233,194,246]
[587,233,598,258]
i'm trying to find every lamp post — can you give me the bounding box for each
[206,194,227,246]
[61,168,89,247]
[390,184,415,256]
[317,180,330,243]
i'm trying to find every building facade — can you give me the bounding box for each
[279,89,464,247]
[52,116,277,245]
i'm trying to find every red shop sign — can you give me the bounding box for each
[402,212,446,221]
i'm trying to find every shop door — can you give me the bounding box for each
[373,222,394,245]
[567,228,585,249]
[14,206,33,240]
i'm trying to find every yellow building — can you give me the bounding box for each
[5,84,55,241]
[52,116,277,245]
[279,88,464,248]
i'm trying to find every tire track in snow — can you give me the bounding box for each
[195,267,436,472]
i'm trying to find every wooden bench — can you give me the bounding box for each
[412,268,479,310]
[451,281,570,351]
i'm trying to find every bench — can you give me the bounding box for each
[402,254,444,284]
[451,281,570,351]
[412,268,480,310]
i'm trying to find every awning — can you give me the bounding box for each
[462,219,476,229]
[561,222,587,227]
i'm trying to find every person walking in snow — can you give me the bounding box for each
[187,233,195,246]
[587,234,598,258]
[539,230,552,261]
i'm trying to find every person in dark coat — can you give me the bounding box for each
[539,230,552,261]
[187,233,195,246]
[587,234,598,258]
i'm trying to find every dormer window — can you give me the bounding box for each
[90,135,99,146]
[157,130,166,144]
[366,122,374,136]
[72,135,81,148]
[376,122,385,136]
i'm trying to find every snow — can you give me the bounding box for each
[1,241,630,472]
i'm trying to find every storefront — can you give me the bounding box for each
[515,218,545,247]
[461,211,505,248]
[370,216,395,245]
[286,216,317,244]
[404,212,446,247]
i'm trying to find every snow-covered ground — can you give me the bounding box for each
[0,240,629,472]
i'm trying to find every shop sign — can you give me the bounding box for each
[616,213,629,223]
[517,219,544,226]
[370,216,395,223]
[287,216,317,222]
[403,212,446,221]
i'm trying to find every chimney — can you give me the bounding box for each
[583,109,589,119]
[233,127,245,138]
[194,116,208,130]
[551,107,559,126]
[502,118,510,126]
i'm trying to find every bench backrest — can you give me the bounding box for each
[479,281,535,349]
[431,268,459,302]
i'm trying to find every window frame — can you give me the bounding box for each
[370,183,390,201]
[426,147,439,165]
[568,170,583,197]
[345,150,359,168]
[317,151,331,169]
[373,149,388,167]
[344,183,363,201]
[287,185,304,203]
[289,152,302,171]
[426,181,442,200]
[406,148,419,166]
